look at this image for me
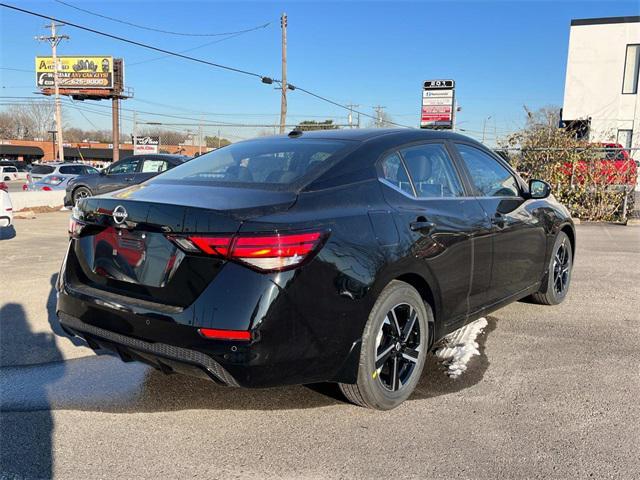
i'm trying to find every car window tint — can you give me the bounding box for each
[84,166,99,174]
[141,159,169,173]
[109,158,140,174]
[59,165,83,175]
[381,152,414,196]
[456,144,520,197]
[155,139,350,187]
[400,144,464,198]
[31,165,55,175]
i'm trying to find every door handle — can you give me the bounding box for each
[410,220,436,234]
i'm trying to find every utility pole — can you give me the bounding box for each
[279,12,288,134]
[217,129,221,149]
[373,105,386,128]
[482,115,492,143]
[198,115,203,155]
[132,110,137,154]
[346,103,360,129]
[36,21,68,162]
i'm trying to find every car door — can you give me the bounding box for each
[379,141,491,326]
[97,156,141,194]
[133,157,170,184]
[453,142,546,304]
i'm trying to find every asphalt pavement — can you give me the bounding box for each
[1,212,639,479]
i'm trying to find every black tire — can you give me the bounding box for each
[339,280,430,410]
[3,176,10,181]
[72,186,92,205]
[531,231,573,305]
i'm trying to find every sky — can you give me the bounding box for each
[0,0,638,144]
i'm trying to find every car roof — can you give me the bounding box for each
[265,127,474,143]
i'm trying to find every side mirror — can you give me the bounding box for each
[99,169,107,176]
[528,179,551,199]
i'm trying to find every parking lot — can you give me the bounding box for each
[1,212,639,479]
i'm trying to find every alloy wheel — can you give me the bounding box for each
[553,241,570,295]
[374,303,422,391]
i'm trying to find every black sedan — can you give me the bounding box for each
[64,153,190,206]
[57,129,575,410]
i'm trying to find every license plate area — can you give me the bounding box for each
[80,227,184,287]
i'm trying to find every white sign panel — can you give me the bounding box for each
[133,136,160,155]
[420,79,455,129]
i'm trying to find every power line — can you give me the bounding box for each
[53,0,271,37]
[0,3,414,129]
[0,3,272,81]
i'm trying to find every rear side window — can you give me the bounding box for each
[456,144,520,197]
[141,159,169,173]
[59,165,84,175]
[31,165,55,175]
[381,152,414,196]
[400,144,464,198]
[154,139,351,188]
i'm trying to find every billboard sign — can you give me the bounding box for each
[133,136,160,155]
[420,79,455,129]
[35,56,114,89]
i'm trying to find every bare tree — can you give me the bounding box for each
[3,103,56,140]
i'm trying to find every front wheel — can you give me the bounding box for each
[531,231,573,305]
[339,280,430,410]
[72,186,92,205]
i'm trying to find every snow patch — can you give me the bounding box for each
[434,317,488,378]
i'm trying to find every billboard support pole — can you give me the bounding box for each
[112,97,120,162]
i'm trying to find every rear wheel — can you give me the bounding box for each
[339,280,429,410]
[531,231,573,305]
[72,186,92,205]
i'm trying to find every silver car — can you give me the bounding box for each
[28,163,99,183]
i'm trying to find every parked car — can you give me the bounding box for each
[27,173,80,192]
[0,165,28,182]
[64,154,190,206]
[57,129,575,410]
[27,162,99,184]
[0,182,13,227]
[564,143,638,187]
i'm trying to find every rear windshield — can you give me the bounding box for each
[153,138,351,188]
[31,165,55,174]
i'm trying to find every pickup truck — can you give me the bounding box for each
[565,143,637,188]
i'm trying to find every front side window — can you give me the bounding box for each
[381,152,414,196]
[400,144,464,198]
[84,166,99,174]
[109,158,140,174]
[622,44,640,94]
[154,139,351,188]
[456,144,520,197]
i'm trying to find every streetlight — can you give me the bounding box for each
[482,116,492,143]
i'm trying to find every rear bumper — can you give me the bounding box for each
[59,311,239,385]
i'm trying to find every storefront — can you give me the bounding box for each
[0,145,45,163]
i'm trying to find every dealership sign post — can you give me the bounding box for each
[420,80,455,129]
[133,136,160,155]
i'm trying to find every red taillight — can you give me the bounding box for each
[68,216,84,238]
[198,328,251,341]
[168,231,327,272]
[42,186,52,191]
[0,182,7,193]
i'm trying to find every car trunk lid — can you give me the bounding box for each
[69,183,296,306]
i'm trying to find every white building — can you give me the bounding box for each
[562,16,640,156]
